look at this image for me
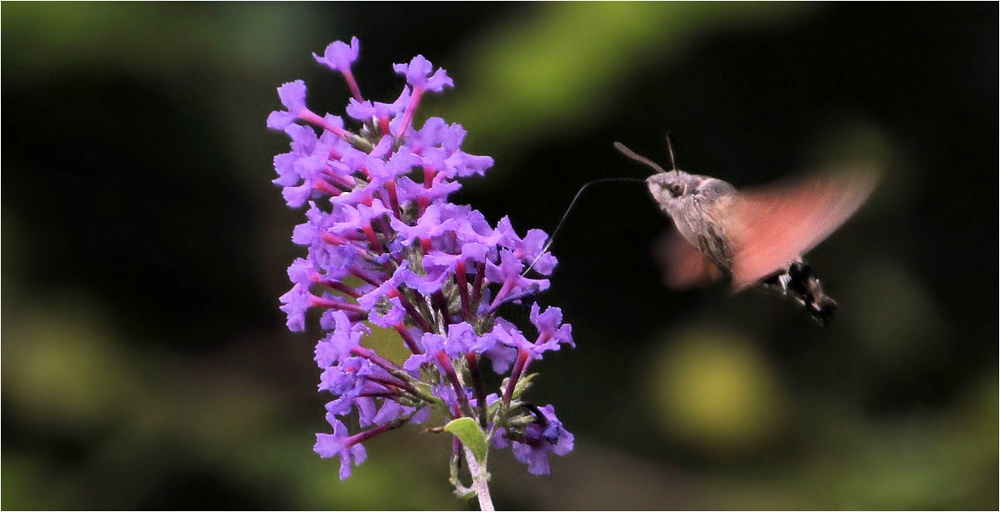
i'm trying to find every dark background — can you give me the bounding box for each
[3,3,996,509]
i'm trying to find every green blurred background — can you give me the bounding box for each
[3,3,996,509]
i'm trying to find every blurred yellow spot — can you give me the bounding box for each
[2,298,141,429]
[646,327,787,453]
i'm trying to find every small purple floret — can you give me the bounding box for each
[266,80,308,130]
[314,417,368,480]
[314,37,361,73]
[511,405,574,475]
[393,55,454,92]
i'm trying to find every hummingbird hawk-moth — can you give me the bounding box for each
[614,139,879,326]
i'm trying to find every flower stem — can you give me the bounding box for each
[436,352,477,419]
[502,349,530,406]
[465,353,488,428]
[463,445,494,512]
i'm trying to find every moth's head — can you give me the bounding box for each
[614,139,689,203]
[646,170,695,205]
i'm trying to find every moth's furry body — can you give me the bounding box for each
[647,172,737,273]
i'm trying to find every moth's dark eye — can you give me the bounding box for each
[667,182,685,197]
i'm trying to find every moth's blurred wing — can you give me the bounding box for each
[654,226,724,289]
[728,167,879,290]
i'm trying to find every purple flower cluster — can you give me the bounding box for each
[268,37,574,481]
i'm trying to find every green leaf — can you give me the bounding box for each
[443,417,488,464]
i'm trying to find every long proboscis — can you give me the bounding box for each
[522,176,646,276]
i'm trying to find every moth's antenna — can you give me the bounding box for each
[665,132,678,172]
[522,176,645,276]
[613,142,668,175]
